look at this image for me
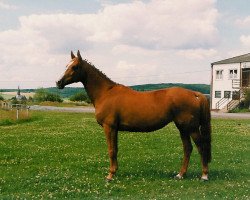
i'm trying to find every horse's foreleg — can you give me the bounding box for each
[190,131,209,181]
[176,133,193,179]
[103,124,118,181]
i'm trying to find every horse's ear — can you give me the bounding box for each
[71,51,76,59]
[77,50,82,61]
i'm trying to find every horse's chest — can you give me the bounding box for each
[95,108,117,127]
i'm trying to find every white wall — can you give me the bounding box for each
[211,63,241,109]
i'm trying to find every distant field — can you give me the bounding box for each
[0,111,249,199]
[0,83,210,99]
[1,92,34,100]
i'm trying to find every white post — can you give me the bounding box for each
[16,108,19,120]
[16,105,21,120]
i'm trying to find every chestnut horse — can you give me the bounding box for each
[57,51,211,181]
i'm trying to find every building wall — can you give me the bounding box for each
[211,63,241,109]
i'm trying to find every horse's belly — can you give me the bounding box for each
[118,115,170,132]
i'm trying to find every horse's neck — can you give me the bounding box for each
[81,63,116,106]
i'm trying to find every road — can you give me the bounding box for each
[211,111,250,119]
[30,105,250,119]
[30,105,95,113]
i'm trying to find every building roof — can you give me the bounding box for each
[212,53,250,65]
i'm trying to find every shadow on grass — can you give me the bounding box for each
[210,169,248,181]
[114,167,247,182]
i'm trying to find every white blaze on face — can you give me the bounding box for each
[58,59,75,81]
[66,60,75,69]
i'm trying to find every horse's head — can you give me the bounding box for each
[57,50,83,89]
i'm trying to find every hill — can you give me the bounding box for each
[131,83,210,94]
[1,83,210,99]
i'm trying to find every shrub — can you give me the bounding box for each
[0,94,4,101]
[11,96,27,105]
[11,97,19,104]
[28,96,33,102]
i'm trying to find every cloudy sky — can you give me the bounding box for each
[0,0,250,89]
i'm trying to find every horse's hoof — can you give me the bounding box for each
[106,174,114,182]
[175,173,183,180]
[201,175,209,181]
[105,177,113,182]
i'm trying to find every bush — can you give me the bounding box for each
[34,88,63,103]
[11,96,27,105]
[243,89,250,108]
[69,92,90,103]
[11,97,19,104]
[0,94,4,101]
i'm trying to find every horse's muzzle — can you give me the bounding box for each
[56,80,65,89]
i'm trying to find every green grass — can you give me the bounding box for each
[0,111,249,199]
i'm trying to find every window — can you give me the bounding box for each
[229,69,238,79]
[215,91,221,98]
[224,91,231,98]
[216,70,223,80]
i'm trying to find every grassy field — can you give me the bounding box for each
[0,109,31,125]
[0,110,249,199]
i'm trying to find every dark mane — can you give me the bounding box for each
[83,59,116,84]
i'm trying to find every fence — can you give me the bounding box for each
[1,101,30,120]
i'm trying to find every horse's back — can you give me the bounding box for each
[96,85,173,131]
[96,85,206,132]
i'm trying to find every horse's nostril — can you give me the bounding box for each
[56,80,64,89]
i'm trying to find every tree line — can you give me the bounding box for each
[1,85,249,109]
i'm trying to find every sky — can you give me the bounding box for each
[0,0,250,89]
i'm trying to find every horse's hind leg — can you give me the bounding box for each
[176,132,193,179]
[103,124,118,181]
[190,131,209,181]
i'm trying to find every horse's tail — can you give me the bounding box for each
[200,95,212,163]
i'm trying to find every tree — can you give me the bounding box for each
[0,94,4,101]
[69,92,90,103]
[33,88,63,103]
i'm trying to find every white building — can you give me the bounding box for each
[211,53,250,111]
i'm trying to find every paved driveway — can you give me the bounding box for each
[211,111,250,119]
[30,105,250,119]
[30,105,95,113]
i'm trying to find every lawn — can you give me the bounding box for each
[0,111,249,199]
